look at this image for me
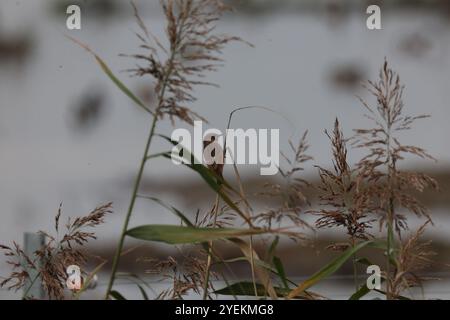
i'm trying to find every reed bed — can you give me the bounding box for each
[0,0,442,300]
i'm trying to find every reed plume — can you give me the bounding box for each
[313,118,376,290]
[126,0,246,124]
[0,203,111,300]
[353,60,438,298]
[315,119,374,245]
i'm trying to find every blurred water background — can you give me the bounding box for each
[1,0,450,299]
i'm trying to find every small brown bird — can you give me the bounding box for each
[203,134,224,178]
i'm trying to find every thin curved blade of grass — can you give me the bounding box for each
[126,225,269,245]
[349,284,371,300]
[266,236,300,288]
[268,236,279,260]
[138,195,194,227]
[273,256,289,290]
[216,256,299,288]
[94,55,151,114]
[110,290,127,300]
[146,152,172,161]
[375,289,410,300]
[216,257,276,273]
[349,280,410,300]
[229,238,277,299]
[116,272,156,299]
[225,106,296,151]
[67,36,152,115]
[287,240,383,299]
[136,284,149,300]
[214,282,319,300]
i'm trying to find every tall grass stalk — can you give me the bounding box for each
[102,0,244,299]
[104,113,159,298]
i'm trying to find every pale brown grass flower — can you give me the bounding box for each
[0,203,112,299]
[125,0,247,125]
[314,118,375,249]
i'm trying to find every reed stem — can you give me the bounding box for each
[104,113,158,299]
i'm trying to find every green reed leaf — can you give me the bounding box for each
[68,36,152,115]
[138,196,194,227]
[273,256,289,290]
[215,282,318,300]
[287,240,379,299]
[126,225,268,244]
[110,290,127,300]
[136,284,149,300]
[349,284,371,300]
